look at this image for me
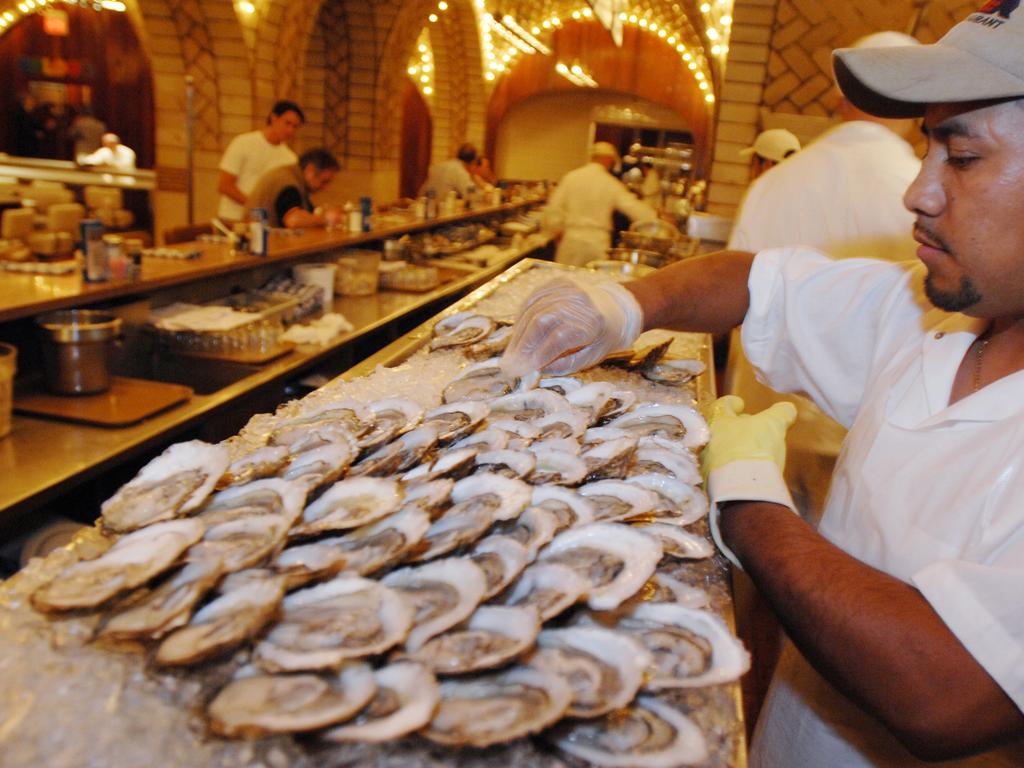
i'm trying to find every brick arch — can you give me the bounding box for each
[132,0,252,228]
[425,0,487,166]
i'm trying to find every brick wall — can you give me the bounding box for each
[707,0,974,219]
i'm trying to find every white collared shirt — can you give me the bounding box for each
[745,247,1024,766]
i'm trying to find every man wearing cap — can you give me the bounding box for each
[501,6,1024,764]
[542,141,659,267]
[740,128,802,180]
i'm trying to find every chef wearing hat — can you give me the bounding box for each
[541,141,659,267]
[739,128,802,180]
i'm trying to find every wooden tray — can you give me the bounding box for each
[14,376,193,427]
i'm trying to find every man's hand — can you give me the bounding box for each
[500,277,643,376]
[701,395,798,567]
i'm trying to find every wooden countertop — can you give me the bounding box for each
[0,238,550,526]
[0,198,544,323]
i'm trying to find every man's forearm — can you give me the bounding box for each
[720,500,1023,758]
[626,250,754,335]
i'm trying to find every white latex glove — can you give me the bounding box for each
[702,395,799,569]
[501,276,643,376]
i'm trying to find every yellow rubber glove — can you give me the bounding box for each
[701,395,799,569]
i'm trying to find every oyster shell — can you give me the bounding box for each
[549,695,708,767]
[466,322,514,359]
[607,404,709,449]
[96,555,225,641]
[349,424,440,477]
[32,519,206,612]
[442,357,537,403]
[273,505,430,587]
[491,506,559,559]
[421,665,572,748]
[101,441,229,533]
[630,445,701,486]
[468,535,530,599]
[356,398,424,453]
[538,375,583,395]
[539,522,662,610]
[401,447,478,484]
[626,474,709,525]
[198,478,306,527]
[291,477,403,537]
[474,448,536,479]
[531,486,596,530]
[581,436,639,481]
[577,479,660,523]
[402,478,455,511]
[637,523,714,560]
[195,512,292,572]
[449,472,532,521]
[254,576,415,672]
[423,400,491,443]
[154,573,286,666]
[219,445,290,488]
[567,383,636,425]
[641,357,706,387]
[528,447,588,486]
[409,502,495,563]
[488,388,571,422]
[321,661,440,742]
[279,439,357,492]
[400,605,540,675]
[485,418,540,449]
[533,409,590,441]
[382,557,487,652]
[450,426,510,453]
[269,399,372,446]
[621,603,751,689]
[431,312,496,350]
[503,562,589,621]
[208,663,377,738]
[530,626,652,718]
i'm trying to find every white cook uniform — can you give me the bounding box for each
[744,248,1024,767]
[83,144,136,173]
[542,162,657,268]
[218,130,297,221]
[727,120,921,463]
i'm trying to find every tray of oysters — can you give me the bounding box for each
[9,261,748,767]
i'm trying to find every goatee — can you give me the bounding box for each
[924,272,982,312]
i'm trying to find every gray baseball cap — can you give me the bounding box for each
[833,4,1024,118]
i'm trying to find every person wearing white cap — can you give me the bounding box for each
[501,6,1024,765]
[541,141,658,267]
[739,128,802,180]
[724,31,924,536]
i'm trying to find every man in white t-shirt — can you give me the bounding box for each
[501,7,1024,765]
[217,100,304,221]
[82,133,136,172]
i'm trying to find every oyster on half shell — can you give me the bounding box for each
[321,661,440,743]
[620,603,751,689]
[208,662,377,738]
[291,477,403,538]
[101,441,229,533]
[539,522,662,610]
[502,562,589,621]
[421,665,572,748]
[32,518,206,613]
[530,626,652,718]
[549,695,708,768]
[468,535,531,599]
[399,604,540,675]
[154,572,286,666]
[382,557,487,652]
[254,575,414,672]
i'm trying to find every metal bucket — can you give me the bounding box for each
[36,309,122,395]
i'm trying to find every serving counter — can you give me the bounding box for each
[0,258,746,768]
[0,198,549,537]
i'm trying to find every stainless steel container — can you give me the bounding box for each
[36,310,122,395]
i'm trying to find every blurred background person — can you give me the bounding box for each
[738,128,802,181]
[217,99,304,222]
[82,133,136,172]
[68,105,107,162]
[246,148,341,229]
[542,141,658,268]
[420,143,482,199]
